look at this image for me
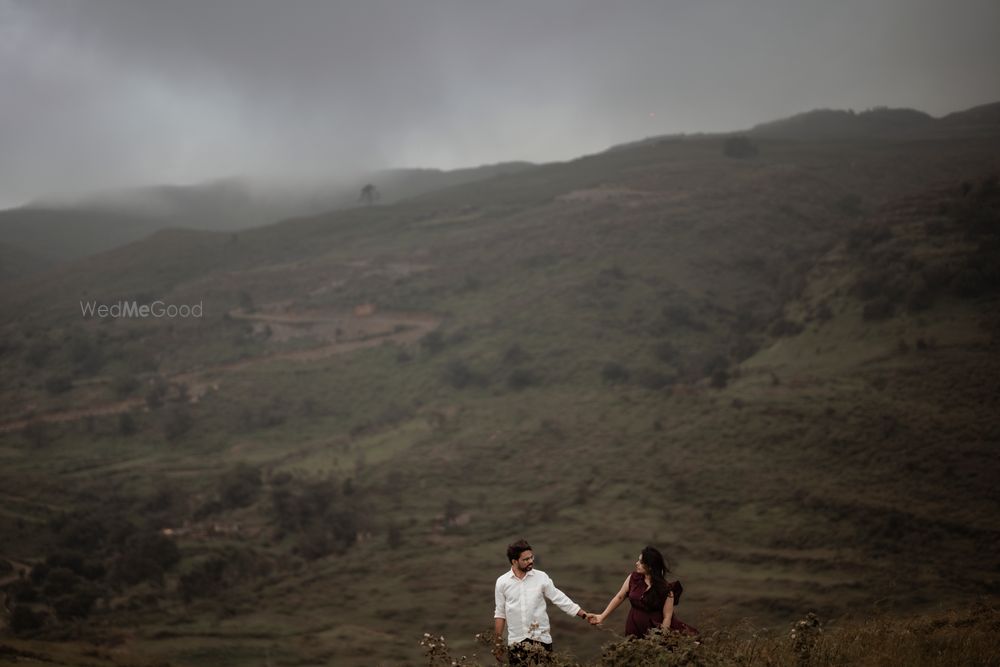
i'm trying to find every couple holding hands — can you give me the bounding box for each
[493,539,697,664]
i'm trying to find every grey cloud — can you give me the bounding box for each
[1,0,999,208]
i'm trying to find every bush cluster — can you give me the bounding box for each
[3,507,183,636]
[723,136,758,158]
[423,604,1000,665]
[271,475,363,559]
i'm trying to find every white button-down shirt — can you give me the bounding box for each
[494,568,581,645]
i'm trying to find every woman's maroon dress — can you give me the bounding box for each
[624,572,699,637]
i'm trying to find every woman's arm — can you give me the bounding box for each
[660,589,675,629]
[592,576,631,624]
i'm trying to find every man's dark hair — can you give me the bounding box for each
[507,539,532,563]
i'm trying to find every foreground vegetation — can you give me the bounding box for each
[423,604,1000,666]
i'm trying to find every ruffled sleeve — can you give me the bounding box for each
[668,580,684,606]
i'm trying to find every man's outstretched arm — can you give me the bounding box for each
[543,574,586,618]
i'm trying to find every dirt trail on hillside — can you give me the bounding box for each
[0,309,439,434]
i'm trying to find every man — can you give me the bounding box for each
[493,539,591,664]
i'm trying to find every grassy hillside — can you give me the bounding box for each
[0,241,52,282]
[0,113,998,665]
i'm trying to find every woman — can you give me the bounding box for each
[590,546,698,637]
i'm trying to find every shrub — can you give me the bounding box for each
[906,282,934,311]
[145,376,169,409]
[601,362,630,384]
[420,330,446,355]
[924,218,949,236]
[729,337,759,361]
[950,249,1000,297]
[111,371,140,398]
[600,627,715,666]
[5,579,38,603]
[118,412,137,436]
[420,633,480,667]
[297,510,359,559]
[244,398,289,429]
[51,512,135,553]
[653,341,679,364]
[113,532,180,586]
[636,369,675,391]
[444,359,475,389]
[30,563,50,584]
[852,267,903,301]
[46,551,104,580]
[193,499,223,520]
[179,557,228,602]
[507,368,539,391]
[816,302,834,322]
[790,612,823,665]
[25,339,51,368]
[387,522,403,549]
[237,290,255,312]
[662,305,703,329]
[596,265,627,288]
[443,498,462,525]
[834,194,863,217]
[162,404,193,441]
[847,225,892,251]
[22,420,49,448]
[52,587,99,620]
[770,319,804,337]
[44,375,73,395]
[220,464,262,509]
[42,566,80,598]
[702,355,730,377]
[862,297,895,321]
[710,369,729,389]
[501,343,531,366]
[271,477,363,558]
[724,135,758,158]
[9,605,47,635]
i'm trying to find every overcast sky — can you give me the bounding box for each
[1,0,999,208]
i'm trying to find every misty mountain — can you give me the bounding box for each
[606,102,1000,154]
[940,100,1000,126]
[748,106,936,139]
[0,162,536,273]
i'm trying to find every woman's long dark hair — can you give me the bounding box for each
[641,546,670,600]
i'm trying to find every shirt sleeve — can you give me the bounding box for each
[494,578,506,619]
[542,574,581,617]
